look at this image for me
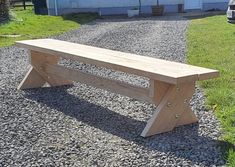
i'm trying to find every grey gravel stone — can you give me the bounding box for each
[0,16,224,166]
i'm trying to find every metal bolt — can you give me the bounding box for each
[175,114,180,119]
[167,102,171,108]
[176,86,180,92]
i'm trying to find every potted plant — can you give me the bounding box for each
[151,0,164,16]
[127,7,139,17]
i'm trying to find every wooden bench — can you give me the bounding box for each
[16,39,219,137]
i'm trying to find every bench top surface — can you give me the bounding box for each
[16,39,219,84]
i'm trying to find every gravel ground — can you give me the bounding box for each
[0,16,225,166]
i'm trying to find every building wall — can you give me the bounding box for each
[203,0,228,3]
[203,0,229,11]
[48,0,183,9]
[47,0,229,15]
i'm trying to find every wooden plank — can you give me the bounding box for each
[15,39,219,84]
[175,105,198,127]
[141,82,197,137]
[149,80,171,105]
[17,67,46,90]
[43,63,152,103]
[30,51,73,87]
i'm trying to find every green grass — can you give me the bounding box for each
[187,15,235,166]
[0,7,98,47]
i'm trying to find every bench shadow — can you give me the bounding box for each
[62,13,99,25]
[23,86,226,166]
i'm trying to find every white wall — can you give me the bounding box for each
[54,0,184,9]
[203,0,229,3]
[49,0,229,9]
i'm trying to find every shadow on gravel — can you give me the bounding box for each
[95,16,187,23]
[93,12,225,23]
[62,13,99,25]
[24,86,225,166]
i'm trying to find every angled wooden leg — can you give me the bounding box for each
[176,105,198,127]
[18,50,73,90]
[18,67,46,90]
[30,50,73,87]
[141,81,198,137]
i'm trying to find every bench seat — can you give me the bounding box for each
[16,39,218,84]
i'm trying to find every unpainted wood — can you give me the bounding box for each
[44,63,151,103]
[16,39,219,84]
[17,67,46,90]
[18,51,73,90]
[15,39,218,137]
[176,105,198,127]
[30,50,73,87]
[141,82,198,137]
[149,80,171,105]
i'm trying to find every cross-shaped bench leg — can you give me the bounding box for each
[18,51,72,90]
[141,81,198,137]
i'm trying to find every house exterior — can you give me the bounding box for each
[46,0,229,16]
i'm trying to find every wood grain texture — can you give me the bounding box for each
[18,51,73,90]
[16,39,218,137]
[17,67,46,90]
[149,80,171,105]
[16,39,219,84]
[30,50,73,87]
[141,82,197,137]
[44,63,151,103]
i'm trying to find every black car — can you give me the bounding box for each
[227,0,235,23]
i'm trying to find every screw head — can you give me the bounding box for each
[167,102,171,107]
[175,114,180,119]
[176,87,180,92]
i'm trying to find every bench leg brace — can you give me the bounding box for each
[18,51,72,90]
[141,82,198,137]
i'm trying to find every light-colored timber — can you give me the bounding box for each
[31,51,73,87]
[16,39,219,137]
[141,82,197,137]
[16,39,219,84]
[44,63,151,103]
[18,67,46,89]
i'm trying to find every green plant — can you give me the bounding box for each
[187,15,235,166]
[0,7,98,47]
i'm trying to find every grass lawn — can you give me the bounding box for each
[0,7,98,47]
[187,15,235,166]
